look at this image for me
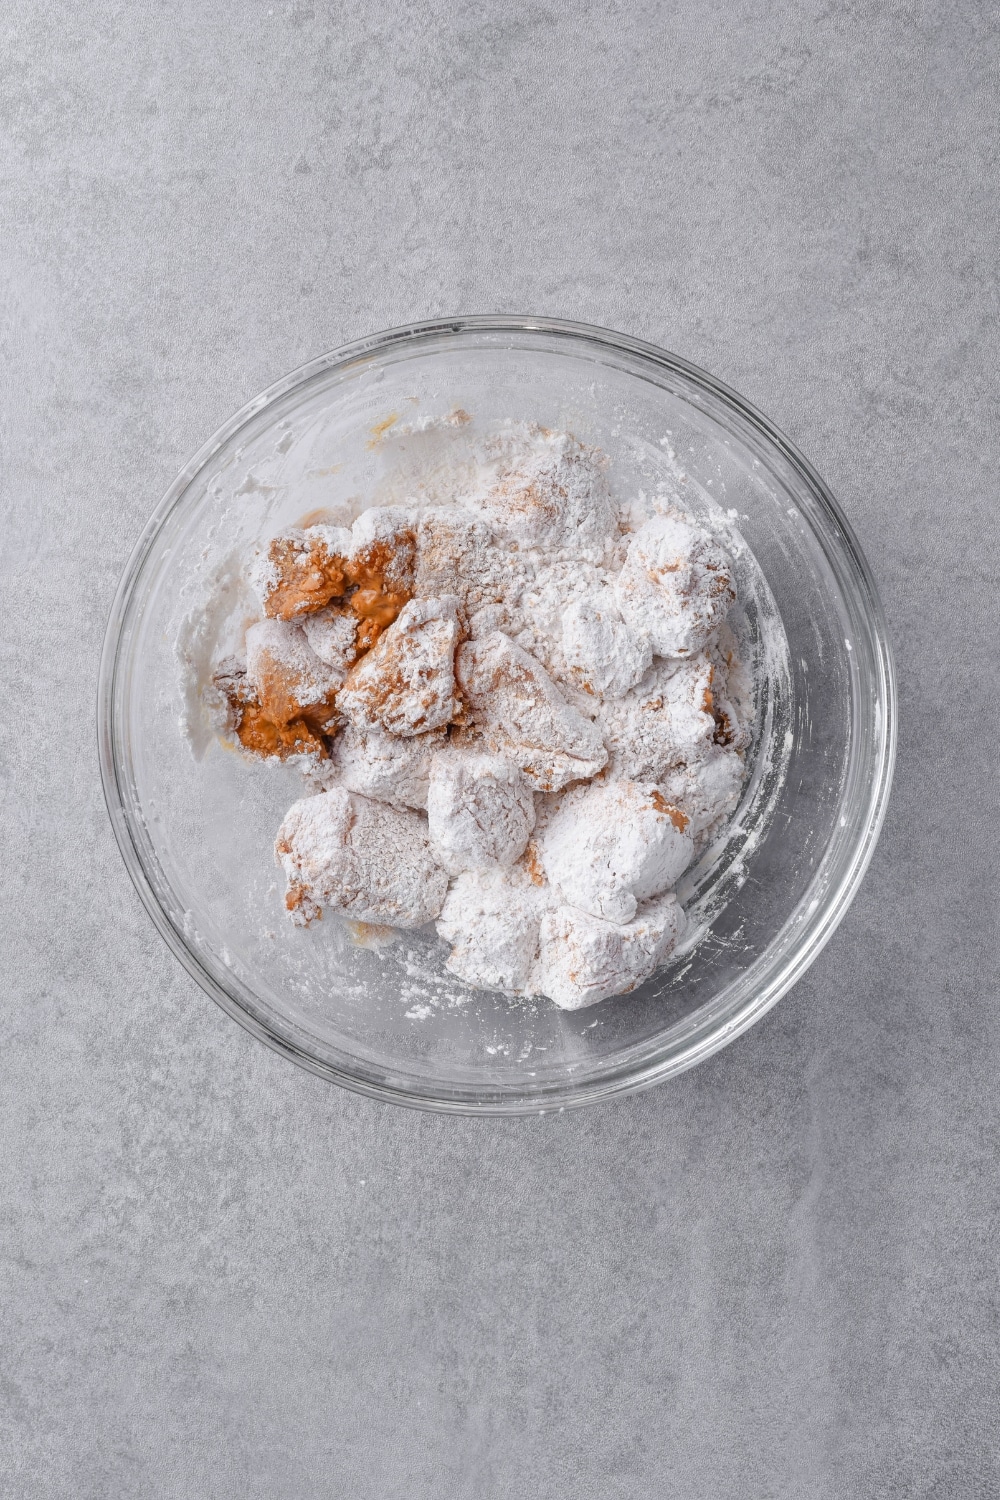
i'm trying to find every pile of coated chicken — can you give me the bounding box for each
[211,426,751,1009]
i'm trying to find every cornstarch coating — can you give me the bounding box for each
[204,421,755,1009]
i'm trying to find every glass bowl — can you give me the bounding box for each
[98,316,896,1114]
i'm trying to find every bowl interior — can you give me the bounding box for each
[101,321,894,1111]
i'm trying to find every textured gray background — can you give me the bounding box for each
[2,3,998,1496]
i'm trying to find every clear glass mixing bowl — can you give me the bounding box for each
[98,316,896,1113]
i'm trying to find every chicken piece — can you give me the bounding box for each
[537,779,693,924]
[414,508,500,618]
[275,786,448,928]
[600,655,719,784]
[245,619,343,733]
[426,750,535,874]
[331,723,444,809]
[657,747,746,838]
[301,608,358,677]
[454,631,607,792]
[348,507,417,593]
[532,892,685,1010]
[436,866,550,994]
[248,525,352,620]
[478,428,617,549]
[337,596,462,737]
[561,590,651,699]
[212,658,328,762]
[342,507,417,650]
[614,513,736,658]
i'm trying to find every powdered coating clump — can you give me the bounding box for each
[437,866,551,993]
[426,750,535,873]
[614,513,736,658]
[532,892,686,1010]
[561,590,651,699]
[455,630,607,791]
[275,786,448,928]
[601,654,719,783]
[338,595,462,737]
[332,723,445,810]
[414,509,501,617]
[537,779,694,925]
[657,748,746,839]
[478,427,617,550]
[301,608,358,675]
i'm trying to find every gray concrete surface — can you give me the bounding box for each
[2,3,998,1496]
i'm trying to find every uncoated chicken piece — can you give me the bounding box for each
[348,507,417,594]
[454,631,607,792]
[532,892,685,1009]
[275,786,448,928]
[337,596,462,737]
[345,508,418,651]
[212,655,327,762]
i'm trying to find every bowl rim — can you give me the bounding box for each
[97,313,898,1114]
